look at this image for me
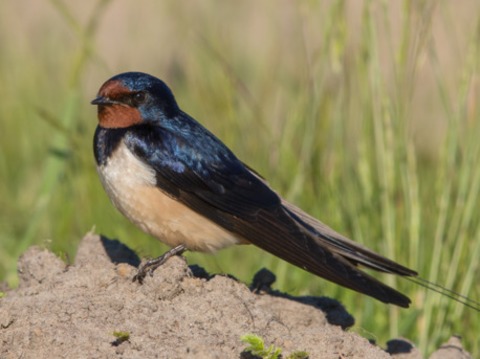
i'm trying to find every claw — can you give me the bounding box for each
[132,244,187,284]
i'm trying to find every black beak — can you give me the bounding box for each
[91,96,116,106]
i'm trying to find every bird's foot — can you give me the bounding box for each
[133,244,187,284]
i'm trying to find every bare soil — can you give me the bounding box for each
[0,233,472,358]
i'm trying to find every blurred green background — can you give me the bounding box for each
[1,0,479,356]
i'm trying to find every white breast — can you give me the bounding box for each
[97,141,244,252]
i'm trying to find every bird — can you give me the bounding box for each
[91,71,417,308]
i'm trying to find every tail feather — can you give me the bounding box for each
[237,202,414,307]
[240,166,415,307]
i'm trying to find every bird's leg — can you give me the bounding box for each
[133,244,187,284]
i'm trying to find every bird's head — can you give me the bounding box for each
[91,72,179,129]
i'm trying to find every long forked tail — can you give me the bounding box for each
[283,200,480,311]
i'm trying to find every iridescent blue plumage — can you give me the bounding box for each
[92,72,417,308]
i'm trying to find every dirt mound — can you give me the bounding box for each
[0,233,472,358]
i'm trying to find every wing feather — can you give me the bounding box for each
[124,123,414,307]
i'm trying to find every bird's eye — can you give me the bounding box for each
[132,92,146,106]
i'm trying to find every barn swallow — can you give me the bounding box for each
[91,72,417,308]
